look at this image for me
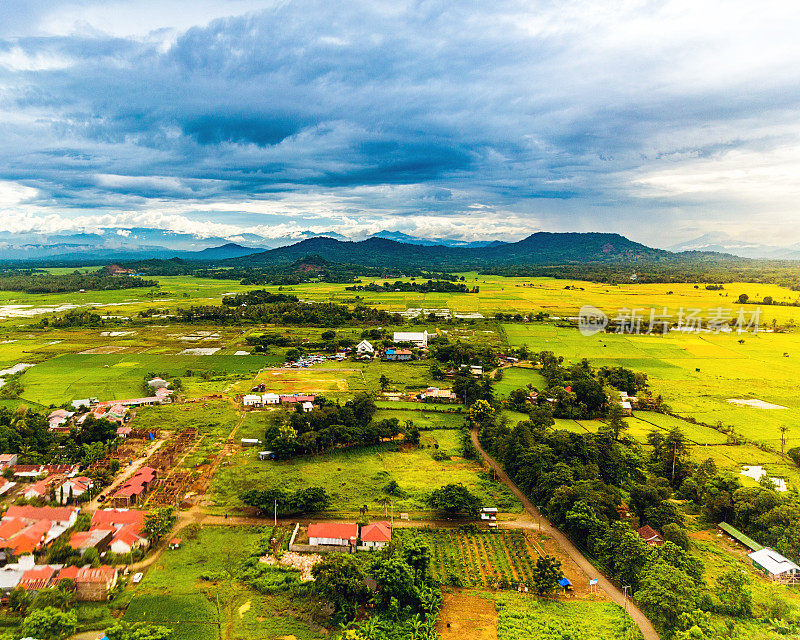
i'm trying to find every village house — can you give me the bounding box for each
[19,564,61,593]
[110,467,156,507]
[0,454,17,469]
[420,387,458,403]
[385,348,412,361]
[71,397,99,410]
[81,509,149,555]
[360,521,392,550]
[147,377,169,389]
[116,426,132,438]
[23,478,54,501]
[47,409,74,430]
[356,340,375,356]
[242,394,262,407]
[57,476,93,504]
[57,565,118,601]
[69,529,114,555]
[301,401,314,412]
[262,393,280,404]
[0,505,80,554]
[280,394,315,405]
[0,477,16,496]
[308,522,358,548]
[393,331,429,347]
[637,525,665,547]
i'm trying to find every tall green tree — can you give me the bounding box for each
[531,555,564,596]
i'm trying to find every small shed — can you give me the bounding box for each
[258,451,275,461]
[301,401,314,412]
[480,507,498,521]
[169,538,182,550]
[241,438,262,447]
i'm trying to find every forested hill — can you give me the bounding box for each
[228,232,720,269]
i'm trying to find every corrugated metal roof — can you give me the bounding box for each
[718,522,763,551]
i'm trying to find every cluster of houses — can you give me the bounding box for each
[48,378,174,434]
[0,504,149,600]
[0,555,118,601]
[242,393,316,412]
[305,521,392,551]
[0,458,93,505]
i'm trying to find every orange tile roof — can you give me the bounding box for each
[361,521,392,543]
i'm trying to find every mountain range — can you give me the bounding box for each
[0,228,508,262]
[228,232,677,269]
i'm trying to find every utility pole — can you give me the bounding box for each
[274,498,277,527]
[622,585,631,636]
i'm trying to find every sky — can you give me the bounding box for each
[2,0,800,249]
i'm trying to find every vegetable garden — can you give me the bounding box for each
[396,528,539,588]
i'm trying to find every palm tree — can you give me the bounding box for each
[780,425,789,455]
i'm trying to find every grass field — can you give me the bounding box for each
[493,592,642,640]
[209,432,521,515]
[503,322,800,453]
[18,353,269,405]
[395,529,538,587]
[125,526,327,640]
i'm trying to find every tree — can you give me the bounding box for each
[661,523,690,552]
[606,402,628,440]
[143,506,175,543]
[716,568,752,617]
[636,564,696,634]
[426,483,480,517]
[379,374,390,391]
[403,539,431,583]
[531,555,563,595]
[321,330,336,341]
[467,399,495,428]
[21,606,77,640]
[370,557,417,610]
[737,293,749,304]
[104,622,173,640]
[312,555,370,618]
[780,425,789,455]
[31,587,73,611]
[8,585,31,613]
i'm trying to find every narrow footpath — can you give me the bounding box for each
[470,428,660,640]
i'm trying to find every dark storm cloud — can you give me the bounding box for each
[1,0,800,244]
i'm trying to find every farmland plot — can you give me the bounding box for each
[395,529,538,587]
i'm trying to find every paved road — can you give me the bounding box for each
[470,428,660,640]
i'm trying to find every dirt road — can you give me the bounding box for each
[470,428,660,640]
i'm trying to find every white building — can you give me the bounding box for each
[301,401,314,413]
[356,340,374,355]
[242,394,262,407]
[393,331,429,347]
[308,523,358,547]
[262,393,280,405]
[749,548,800,582]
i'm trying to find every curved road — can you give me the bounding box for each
[470,429,660,640]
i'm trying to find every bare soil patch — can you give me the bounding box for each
[438,589,497,640]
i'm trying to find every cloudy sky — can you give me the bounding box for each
[2,0,800,248]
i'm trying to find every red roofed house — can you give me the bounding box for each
[57,477,93,504]
[111,467,156,507]
[69,529,114,554]
[23,478,54,501]
[280,394,316,404]
[88,509,149,554]
[0,506,79,554]
[19,565,59,592]
[637,525,665,547]
[360,521,392,550]
[308,522,358,548]
[0,454,17,469]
